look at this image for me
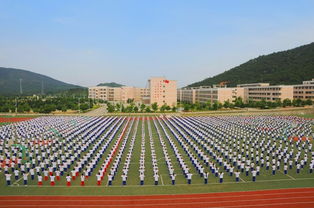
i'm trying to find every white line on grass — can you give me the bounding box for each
[13,176,25,185]
[239,176,246,182]
[279,170,296,180]
[160,174,164,186]
[8,177,314,188]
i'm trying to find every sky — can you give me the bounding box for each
[0,0,314,88]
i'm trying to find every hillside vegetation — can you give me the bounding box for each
[188,42,314,87]
[0,67,82,96]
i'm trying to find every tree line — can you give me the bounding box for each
[106,101,177,113]
[0,96,100,114]
[180,97,313,112]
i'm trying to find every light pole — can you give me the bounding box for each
[78,97,80,114]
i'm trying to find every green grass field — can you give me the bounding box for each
[0,115,313,196]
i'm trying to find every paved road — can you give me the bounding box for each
[84,104,107,116]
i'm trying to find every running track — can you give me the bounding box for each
[0,187,314,208]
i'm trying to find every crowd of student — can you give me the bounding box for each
[1,115,313,187]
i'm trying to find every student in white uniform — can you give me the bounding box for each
[23,173,28,185]
[121,174,127,185]
[204,172,209,184]
[108,174,113,186]
[252,170,257,182]
[235,171,240,182]
[140,174,144,185]
[5,173,11,186]
[187,173,193,184]
[219,172,224,183]
[154,174,159,185]
[170,173,176,185]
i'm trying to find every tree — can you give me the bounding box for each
[115,103,121,111]
[127,98,134,104]
[80,103,89,111]
[206,100,212,110]
[133,106,139,113]
[183,103,191,111]
[107,103,115,113]
[223,100,232,108]
[61,106,67,112]
[140,104,146,112]
[212,101,219,110]
[151,102,158,112]
[160,104,169,112]
[305,99,313,106]
[171,106,177,112]
[282,99,292,107]
[256,99,267,109]
[234,97,245,108]
[145,106,151,113]
[0,104,10,112]
[292,99,303,107]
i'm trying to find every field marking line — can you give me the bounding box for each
[239,176,246,183]
[1,196,314,207]
[160,174,164,186]
[278,170,296,180]
[13,176,25,185]
[8,176,314,188]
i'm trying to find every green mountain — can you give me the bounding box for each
[97,82,124,87]
[0,67,83,96]
[187,42,314,87]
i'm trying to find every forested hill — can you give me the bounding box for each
[0,67,83,96]
[187,42,314,87]
[97,82,124,87]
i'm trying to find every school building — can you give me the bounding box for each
[148,77,177,107]
[178,79,314,104]
[88,77,177,106]
[88,86,149,103]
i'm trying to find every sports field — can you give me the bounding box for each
[0,114,313,197]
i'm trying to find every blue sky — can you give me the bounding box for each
[0,0,314,87]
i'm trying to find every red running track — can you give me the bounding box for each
[0,117,34,123]
[0,187,314,208]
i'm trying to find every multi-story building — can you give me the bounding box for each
[178,79,314,104]
[178,86,245,104]
[88,86,149,103]
[241,85,294,102]
[293,79,314,100]
[148,77,177,107]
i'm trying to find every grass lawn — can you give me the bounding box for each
[0,115,313,196]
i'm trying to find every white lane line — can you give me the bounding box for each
[0,196,313,207]
[1,191,314,202]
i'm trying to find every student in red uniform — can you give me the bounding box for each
[50,174,55,186]
[71,170,76,180]
[66,174,71,186]
[80,174,85,186]
[38,175,43,186]
[55,170,60,181]
[96,173,102,186]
